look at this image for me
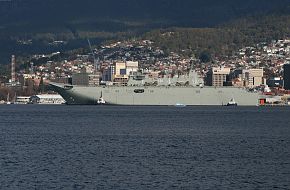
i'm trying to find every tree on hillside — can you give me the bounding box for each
[199,50,212,63]
[38,77,45,93]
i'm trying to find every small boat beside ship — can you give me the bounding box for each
[175,103,187,107]
[97,92,106,105]
[226,98,238,106]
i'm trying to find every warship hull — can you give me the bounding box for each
[50,83,259,106]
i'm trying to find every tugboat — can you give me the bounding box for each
[97,92,106,105]
[226,98,238,106]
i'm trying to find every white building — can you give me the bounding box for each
[126,61,139,76]
[15,96,31,104]
[244,69,264,88]
[29,94,65,104]
[210,67,231,87]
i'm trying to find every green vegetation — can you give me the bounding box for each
[0,65,9,76]
[143,14,290,58]
[199,50,212,63]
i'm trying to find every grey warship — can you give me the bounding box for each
[50,71,259,106]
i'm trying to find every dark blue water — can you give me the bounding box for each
[0,105,290,189]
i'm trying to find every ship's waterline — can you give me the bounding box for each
[50,83,259,106]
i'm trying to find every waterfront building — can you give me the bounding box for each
[51,77,72,84]
[126,61,139,76]
[88,73,100,86]
[72,73,89,86]
[284,64,290,90]
[115,62,126,76]
[11,55,16,83]
[72,72,100,86]
[29,94,65,104]
[113,62,129,84]
[243,69,264,88]
[15,96,31,104]
[101,62,129,84]
[102,64,115,82]
[267,77,284,88]
[247,69,264,88]
[207,67,231,87]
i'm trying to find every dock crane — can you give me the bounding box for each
[87,39,99,72]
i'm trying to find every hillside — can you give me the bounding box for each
[0,0,290,64]
[1,0,289,29]
[143,13,290,57]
